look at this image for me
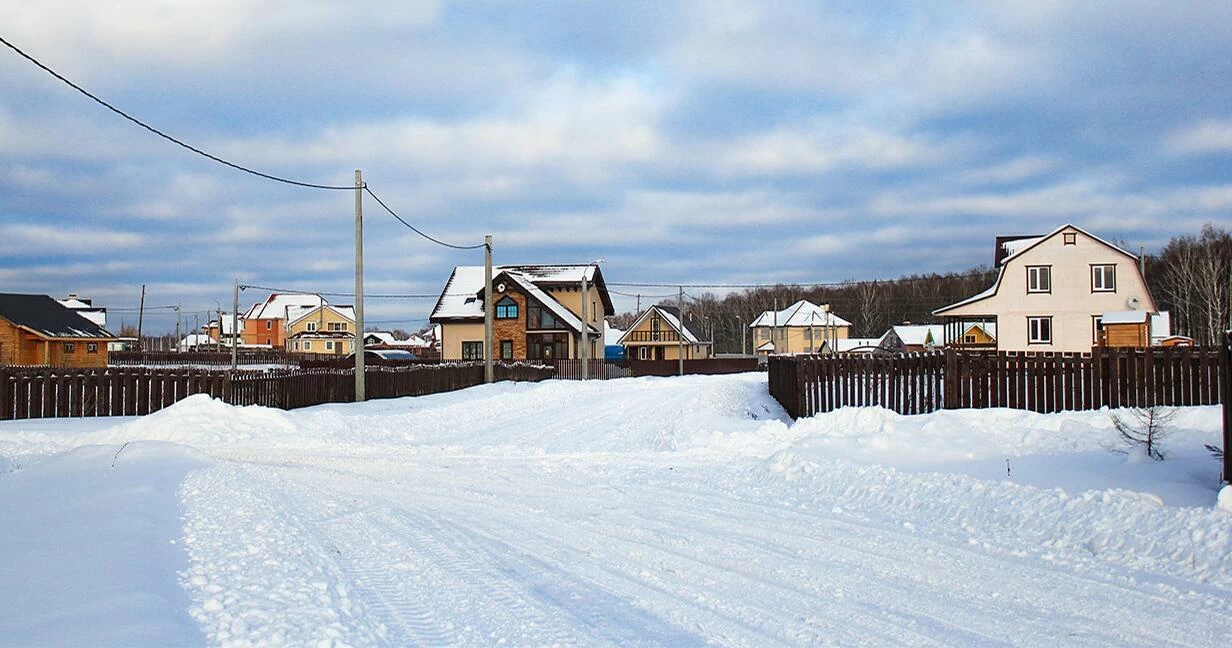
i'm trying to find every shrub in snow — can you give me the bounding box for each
[1108,406,1176,461]
[0,455,19,474]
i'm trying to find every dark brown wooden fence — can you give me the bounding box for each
[0,363,554,421]
[769,346,1226,420]
[553,360,632,380]
[1222,333,1231,483]
[630,358,760,377]
[109,350,320,367]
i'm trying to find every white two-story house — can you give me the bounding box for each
[933,224,1159,353]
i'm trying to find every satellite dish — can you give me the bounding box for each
[496,282,506,293]
[1126,296,1141,310]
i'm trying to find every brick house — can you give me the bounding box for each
[241,293,327,348]
[430,264,612,361]
[0,293,115,367]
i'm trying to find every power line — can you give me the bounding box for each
[607,270,996,290]
[237,283,477,299]
[0,34,355,191]
[363,186,487,251]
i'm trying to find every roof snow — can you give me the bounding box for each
[0,293,113,339]
[244,293,327,320]
[605,327,625,346]
[1101,310,1149,325]
[286,304,355,325]
[749,300,852,328]
[430,264,602,334]
[831,338,883,353]
[892,324,945,347]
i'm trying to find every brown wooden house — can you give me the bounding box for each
[0,293,115,367]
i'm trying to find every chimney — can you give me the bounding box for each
[67,293,77,300]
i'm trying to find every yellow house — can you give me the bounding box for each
[617,305,713,360]
[749,300,851,356]
[429,264,612,361]
[285,304,356,355]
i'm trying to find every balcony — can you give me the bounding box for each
[625,330,681,343]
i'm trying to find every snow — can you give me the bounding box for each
[1,374,1231,645]
[750,299,852,328]
[1102,310,1149,324]
[430,264,600,322]
[891,323,944,347]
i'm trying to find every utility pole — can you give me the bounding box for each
[231,279,239,373]
[354,169,365,402]
[678,286,684,376]
[636,293,641,315]
[772,298,778,356]
[136,284,146,350]
[581,272,589,379]
[484,234,493,383]
[737,316,745,356]
[175,304,182,352]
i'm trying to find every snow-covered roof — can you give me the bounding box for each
[178,334,216,348]
[831,338,883,353]
[1000,236,1044,263]
[892,325,945,347]
[756,340,775,352]
[964,322,997,339]
[57,298,106,327]
[749,300,852,328]
[244,293,327,320]
[206,313,241,335]
[1101,310,1148,325]
[430,264,604,334]
[605,327,625,346]
[286,304,355,326]
[364,332,430,347]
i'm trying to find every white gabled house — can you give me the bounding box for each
[933,224,1159,353]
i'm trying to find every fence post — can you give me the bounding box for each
[1221,331,1231,484]
[943,347,957,409]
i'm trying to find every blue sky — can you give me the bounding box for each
[2,1,1230,334]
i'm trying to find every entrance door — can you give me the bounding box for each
[654,346,665,360]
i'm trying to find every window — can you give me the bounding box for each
[651,316,661,341]
[527,333,566,360]
[64,342,76,353]
[500,340,513,359]
[462,341,484,360]
[528,304,562,329]
[87,343,98,353]
[326,341,334,350]
[1092,316,1104,346]
[496,296,518,319]
[1027,266,1051,293]
[266,321,272,330]
[304,341,312,350]
[1028,316,1052,344]
[1091,264,1116,292]
[328,322,347,332]
[306,322,317,332]
[1063,232,1077,245]
[963,334,976,344]
[638,346,648,360]
[592,300,597,322]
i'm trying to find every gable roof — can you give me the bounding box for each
[0,293,114,339]
[749,300,852,328]
[890,324,944,347]
[429,263,610,333]
[244,293,327,320]
[934,223,1147,316]
[286,304,356,326]
[617,305,710,344]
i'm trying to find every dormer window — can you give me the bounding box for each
[1063,232,1077,245]
[495,296,518,319]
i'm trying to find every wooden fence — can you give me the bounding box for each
[553,360,632,380]
[108,350,315,367]
[0,362,554,421]
[769,346,1226,420]
[630,358,760,377]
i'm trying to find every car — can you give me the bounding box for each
[346,349,418,361]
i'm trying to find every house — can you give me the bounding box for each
[934,224,1159,353]
[618,305,713,360]
[178,333,217,351]
[57,294,107,328]
[0,293,115,367]
[241,293,328,348]
[285,304,356,355]
[202,312,243,348]
[878,324,945,353]
[429,264,612,361]
[748,300,852,356]
[363,331,431,350]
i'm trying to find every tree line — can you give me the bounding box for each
[610,223,1231,354]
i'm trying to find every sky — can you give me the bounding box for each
[2,1,1230,334]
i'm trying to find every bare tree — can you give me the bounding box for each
[1110,406,1177,461]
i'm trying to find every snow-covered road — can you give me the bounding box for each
[3,373,1231,646]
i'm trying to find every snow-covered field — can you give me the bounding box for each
[1,373,1229,646]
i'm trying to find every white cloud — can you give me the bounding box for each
[0,224,143,255]
[1166,119,1232,155]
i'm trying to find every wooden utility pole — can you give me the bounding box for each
[175,304,182,352]
[678,286,684,376]
[484,235,493,383]
[136,284,146,350]
[231,279,239,373]
[580,272,589,379]
[354,169,365,402]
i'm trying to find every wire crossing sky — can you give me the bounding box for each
[1,1,1229,333]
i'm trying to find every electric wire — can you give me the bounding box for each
[363,186,487,251]
[0,34,355,191]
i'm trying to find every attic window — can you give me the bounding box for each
[64,342,76,353]
[1064,232,1077,245]
[87,343,98,353]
